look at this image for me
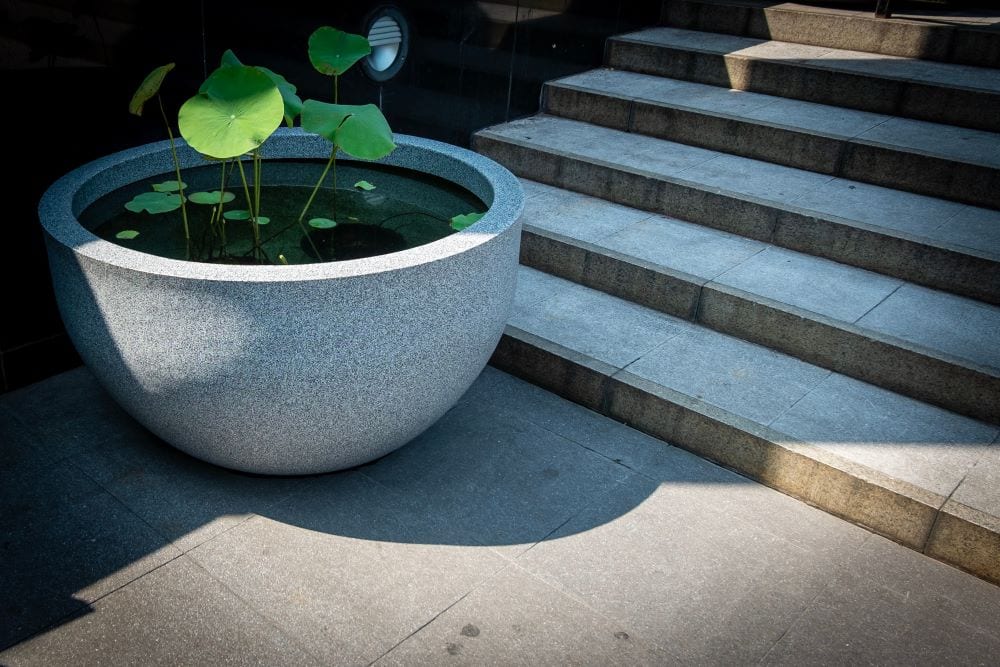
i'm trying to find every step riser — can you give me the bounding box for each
[490,327,1000,586]
[474,132,1000,305]
[606,38,1000,133]
[543,83,1000,208]
[519,226,1000,424]
[661,0,1000,69]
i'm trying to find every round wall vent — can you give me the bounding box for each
[362,7,409,82]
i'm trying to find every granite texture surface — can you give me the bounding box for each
[38,129,523,474]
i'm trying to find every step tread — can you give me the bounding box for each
[550,68,1000,169]
[520,178,1000,374]
[612,26,1000,93]
[511,264,1000,506]
[485,115,1000,261]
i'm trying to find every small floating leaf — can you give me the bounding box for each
[308,27,371,77]
[450,212,484,231]
[125,191,183,214]
[152,180,186,192]
[129,63,175,116]
[223,210,269,224]
[354,180,376,191]
[278,254,289,265]
[115,230,140,240]
[308,217,337,229]
[188,191,236,205]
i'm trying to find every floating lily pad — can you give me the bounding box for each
[354,180,376,191]
[450,212,484,231]
[308,27,370,77]
[151,180,186,192]
[125,191,183,214]
[308,217,337,229]
[301,101,395,160]
[115,229,140,240]
[129,63,175,116]
[179,65,283,160]
[223,210,269,224]
[188,191,236,205]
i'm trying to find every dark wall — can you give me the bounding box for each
[0,0,659,392]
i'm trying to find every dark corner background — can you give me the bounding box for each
[0,0,660,393]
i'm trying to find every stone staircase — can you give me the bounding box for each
[473,1,1000,585]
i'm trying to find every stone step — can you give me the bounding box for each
[473,115,1000,305]
[543,68,1000,208]
[605,26,1000,132]
[660,0,1000,68]
[492,265,1000,585]
[516,178,1000,425]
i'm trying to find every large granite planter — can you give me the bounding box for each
[39,129,523,474]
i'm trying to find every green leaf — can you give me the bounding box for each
[259,66,303,128]
[115,229,140,240]
[223,210,269,224]
[179,65,284,160]
[218,50,302,127]
[151,180,186,192]
[354,180,376,191]
[450,212,484,231]
[308,26,371,76]
[301,101,395,160]
[308,217,337,229]
[125,191,183,214]
[129,63,175,116]
[188,191,236,205]
[220,48,242,67]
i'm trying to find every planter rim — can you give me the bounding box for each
[39,129,523,282]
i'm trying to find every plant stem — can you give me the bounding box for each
[334,75,339,104]
[217,159,228,254]
[158,95,191,260]
[235,158,262,262]
[296,147,338,258]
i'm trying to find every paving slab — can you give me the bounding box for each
[856,284,1000,370]
[377,564,675,665]
[933,206,1000,258]
[713,246,903,322]
[0,458,179,650]
[625,327,831,424]
[0,557,318,667]
[509,268,690,368]
[497,268,1000,581]
[523,184,652,243]
[475,116,1000,305]
[187,479,508,665]
[69,430,306,552]
[607,27,1000,131]
[3,366,1000,663]
[770,373,998,496]
[790,177,968,238]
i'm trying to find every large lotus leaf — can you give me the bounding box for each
[125,191,182,214]
[308,27,370,76]
[258,67,303,127]
[301,101,395,160]
[179,65,283,160]
[217,50,301,127]
[221,48,242,67]
[129,63,175,116]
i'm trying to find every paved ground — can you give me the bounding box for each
[2,366,1000,665]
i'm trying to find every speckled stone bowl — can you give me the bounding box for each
[39,129,523,474]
